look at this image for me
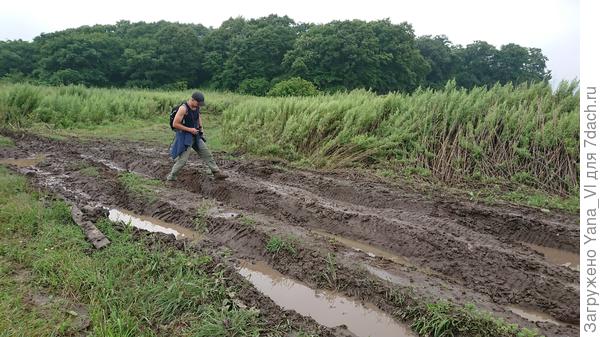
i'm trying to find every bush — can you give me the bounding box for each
[267,77,319,97]
[238,78,271,96]
[161,81,189,91]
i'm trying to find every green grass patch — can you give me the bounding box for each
[194,199,216,232]
[0,259,93,336]
[502,189,579,213]
[63,161,100,177]
[78,166,100,177]
[321,253,339,289]
[400,301,542,337]
[240,215,257,227]
[26,113,227,151]
[265,235,297,256]
[0,83,236,152]
[118,171,163,201]
[0,83,245,128]
[0,135,14,147]
[0,166,299,336]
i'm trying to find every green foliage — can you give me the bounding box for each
[0,83,244,129]
[78,166,100,177]
[202,15,300,91]
[265,235,297,255]
[267,77,319,97]
[117,171,162,201]
[0,40,38,78]
[240,215,257,227]
[0,135,14,147]
[35,30,124,86]
[322,253,339,289]
[453,41,550,89]
[0,17,552,93]
[238,78,271,96]
[409,301,458,336]
[283,19,429,93]
[416,35,457,89]
[222,81,579,196]
[194,199,216,232]
[0,83,43,127]
[187,306,261,336]
[400,301,544,337]
[0,80,578,203]
[503,189,579,213]
[511,171,536,186]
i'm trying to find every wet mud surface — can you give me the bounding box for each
[0,130,580,337]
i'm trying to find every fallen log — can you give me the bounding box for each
[70,205,110,249]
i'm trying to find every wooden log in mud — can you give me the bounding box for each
[70,205,110,249]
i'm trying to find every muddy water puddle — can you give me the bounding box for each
[508,305,563,325]
[108,208,201,241]
[312,229,411,265]
[211,211,240,219]
[521,242,579,270]
[364,265,413,287]
[0,155,45,167]
[80,154,125,172]
[238,260,415,337]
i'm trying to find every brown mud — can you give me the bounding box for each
[0,130,579,337]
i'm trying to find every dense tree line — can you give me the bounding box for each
[0,16,551,94]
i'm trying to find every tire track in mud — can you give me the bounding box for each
[234,161,579,256]
[0,137,352,337]
[0,132,580,337]
[104,147,578,325]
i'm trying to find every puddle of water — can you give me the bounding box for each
[80,154,125,172]
[521,242,579,271]
[508,305,563,326]
[212,212,240,219]
[238,261,415,337]
[108,208,201,241]
[312,229,411,265]
[364,265,413,287]
[0,155,44,167]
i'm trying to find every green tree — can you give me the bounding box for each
[453,41,550,89]
[238,77,271,96]
[496,43,550,84]
[416,35,456,89]
[283,19,428,93]
[201,15,299,90]
[0,17,551,92]
[122,21,208,88]
[0,40,38,79]
[454,40,498,89]
[34,29,124,86]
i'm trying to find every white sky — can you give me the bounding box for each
[1,0,579,85]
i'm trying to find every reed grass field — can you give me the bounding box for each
[0,80,579,199]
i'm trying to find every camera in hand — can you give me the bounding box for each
[196,128,207,143]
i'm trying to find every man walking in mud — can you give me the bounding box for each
[166,92,228,181]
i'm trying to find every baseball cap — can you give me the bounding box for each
[191,91,206,106]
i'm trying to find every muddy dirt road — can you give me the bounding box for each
[0,131,579,337]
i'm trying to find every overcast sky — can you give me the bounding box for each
[1,0,579,86]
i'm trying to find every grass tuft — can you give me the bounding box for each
[265,235,297,256]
